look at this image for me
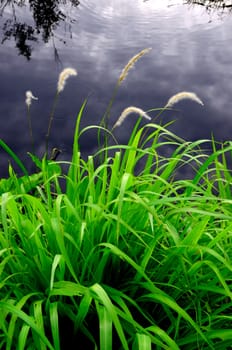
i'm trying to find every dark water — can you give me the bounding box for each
[0,0,232,177]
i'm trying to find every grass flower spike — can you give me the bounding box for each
[118,48,152,85]
[165,91,204,108]
[57,67,78,93]
[100,48,151,133]
[25,90,38,154]
[45,67,78,154]
[25,90,38,107]
[112,106,151,129]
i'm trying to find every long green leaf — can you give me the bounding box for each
[0,301,54,350]
[0,139,28,175]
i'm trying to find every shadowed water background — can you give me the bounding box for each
[0,0,232,177]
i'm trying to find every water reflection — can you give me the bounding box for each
[0,0,231,60]
[0,0,80,59]
[0,0,232,178]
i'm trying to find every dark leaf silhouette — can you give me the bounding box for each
[0,0,80,59]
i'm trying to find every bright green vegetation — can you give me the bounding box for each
[1,101,232,349]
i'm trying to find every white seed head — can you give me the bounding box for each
[112,106,151,129]
[118,48,152,85]
[57,67,78,93]
[25,90,38,107]
[165,91,204,108]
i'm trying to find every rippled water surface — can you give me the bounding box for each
[0,0,232,176]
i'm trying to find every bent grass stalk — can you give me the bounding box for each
[112,106,151,130]
[165,91,204,108]
[117,47,152,85]
[133,91,204,147]
[99,47,152,146]
[45,68,78,156]
[25,90,38,154]
[94,48,152,165]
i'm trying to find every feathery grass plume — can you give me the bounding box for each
[118,48,152,85]
[112,106,151,129]
[57,67,77,93]
[25,90,38,107]
[25,90,38,154]
[99,48,151,142]
[165,91,204,108]
[46,67,78,155]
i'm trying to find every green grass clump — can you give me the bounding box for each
[1,51,232,349]
[1,103,232,349]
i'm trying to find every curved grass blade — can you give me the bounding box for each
[0,301,54,350]
[96,304,112,350]
[0,139,28,176]
[90,283,129,350]
[49,302,60,350]
[133,333,152,350]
